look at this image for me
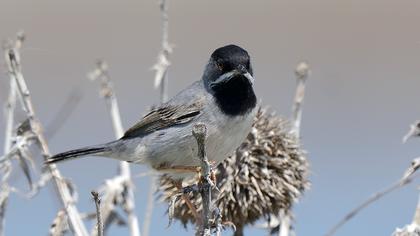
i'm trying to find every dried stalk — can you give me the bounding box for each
[143,1,172,235]
[0,33,23,236]
[276,62,311,236]
[88,60,140,236]
[192,123,212,236]
[393,123,420,235]
[152,0,172,103]
[392,193,420,235]
[325,158,420,236]
[91,191,103,236]
[291,61,310,139]
[4,34,88,236]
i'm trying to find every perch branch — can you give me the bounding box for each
[91,191,103,236]
[88,60,140,236]
[192,123,212,236]
[4,33,88,236]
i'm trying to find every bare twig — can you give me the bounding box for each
[192,123,212,236]
[291,61,310,139]
[4,33,88,236]
[0,32,23,236]
[144,2,172,235]
[91,191,103,236]
[393,122,420,235]
[142,180,156,236]
[152,0,172,103]
[89,60,140,236]
[325,159,420,236]
[275,62,311,236]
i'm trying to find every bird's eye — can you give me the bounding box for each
[216,62,223,71]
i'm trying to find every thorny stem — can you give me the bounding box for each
[4,38,88,236]
[192,123,212,236]
[91,191,103,236]
[89,60,140,236]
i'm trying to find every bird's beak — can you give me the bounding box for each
[243,72,254,85]
[210,70,254,88]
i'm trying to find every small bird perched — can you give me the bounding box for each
[47,44,258,180]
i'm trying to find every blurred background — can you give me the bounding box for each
[1,0,420,235]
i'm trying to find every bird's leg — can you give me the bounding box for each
[156,164,217,186]
[156,165,200,173]
[196,160,218,187]
[173,180,203,225]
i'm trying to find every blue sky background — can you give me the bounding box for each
[1,0,420,235]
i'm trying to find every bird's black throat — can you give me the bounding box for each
[211,75,257,116]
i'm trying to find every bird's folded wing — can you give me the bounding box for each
[121,100,204,139]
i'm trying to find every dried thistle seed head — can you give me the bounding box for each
[158,107,310,232]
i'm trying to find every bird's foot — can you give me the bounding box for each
[170,180,203,225]
[208,206,236,234]
[196,162,218,190]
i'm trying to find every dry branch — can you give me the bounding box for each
[3,33,88,236]
[152,0,172,103]
[192,123,212,236]
[88,60,140,236]
[276,62,311,236]
[291,61,310,139]
[91,191,103,236]
[0,32,23,236]
[393,122,420,235]
[143,1,173,235]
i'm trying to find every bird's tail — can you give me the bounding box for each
[46,144,111,165]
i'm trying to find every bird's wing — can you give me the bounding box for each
[121,100,204,139]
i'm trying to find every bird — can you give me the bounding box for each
[46,44,258,181]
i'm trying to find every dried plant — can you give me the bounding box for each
[143,1,173,235]
[391,122,420,236]
[88,60,140,236]
[91,191,104,236]
[158,107,310,236]
[1,32,89,236]
[392,193,420,236]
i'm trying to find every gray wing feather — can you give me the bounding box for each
[122,101,204,139]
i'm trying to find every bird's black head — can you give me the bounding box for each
[203,44,257,116]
